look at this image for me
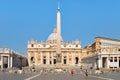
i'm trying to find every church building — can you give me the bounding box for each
[27,4,82,67]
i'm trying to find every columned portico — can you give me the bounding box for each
[0,55,12,69]
[96,54,120,69]
[10,56,13,67]
[1,55,3,69]
[0,48,28,69]
[2,55,9,69]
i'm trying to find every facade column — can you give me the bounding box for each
[47,52,50,65]
[117,57,119,68]
[51,52,53,65]
[61,53,63,65]
[40,52,42,64]
[67,52,69,65]
[8,55,10,68]
[11,56,13,68]
[28,52,31,66]
[113,57,114,63]
[35,53,37,66]
[98,55,102,68]
[78,52,80,63]
[52,52,56,65]
[1,55,3,69]
[72,52,75,65]
[107,57,109,68]
[52,52,54,65]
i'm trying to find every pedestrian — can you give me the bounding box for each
[40,69,43,74]
[80,65,83,74]
[85,69,88,80]
[90,66,93,74]
[71,69,74,76]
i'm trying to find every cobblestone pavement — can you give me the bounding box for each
[0,68,120,80]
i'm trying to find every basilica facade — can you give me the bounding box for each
[27,5,82,67]
[27,30,82,67]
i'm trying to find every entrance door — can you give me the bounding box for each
[53,59,56,64]
[119,60,120,68]
[64,59,66,64]
[31,57,35,64]
[75,57,79,64]
[3,56,8,68]
[102,57,107,68]
[43,59,46,64]
[50,61,52,64]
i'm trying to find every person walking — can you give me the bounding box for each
[85,69,88,80]
[80,65,83,74]
[71,69,74,76]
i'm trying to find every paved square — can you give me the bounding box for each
[0,69,120,80]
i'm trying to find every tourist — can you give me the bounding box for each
[71,69,74,76]
[85,69,88,80]
[80,65,83,73]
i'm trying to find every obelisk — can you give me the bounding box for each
[56,3,61,68]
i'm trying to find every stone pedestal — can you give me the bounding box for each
[55,53,62,69]
[56,62,61,69]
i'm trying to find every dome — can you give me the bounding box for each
[47,33,63,41]
[47,28,63,42]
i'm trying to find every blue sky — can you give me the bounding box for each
[0,0,120,56]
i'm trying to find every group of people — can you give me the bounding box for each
[70,67,88,79]
[70,65,95,79]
